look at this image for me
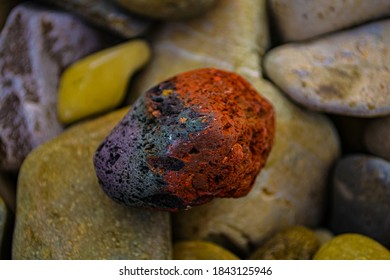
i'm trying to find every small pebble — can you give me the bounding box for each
[264,19,390,117]
[330,155,390,247]
[58,40,150,124]
[0,3,103,171]
[249,226,320,260]
[41,0,151,38]
[115,0,218,20]
[94,68,275,211]
[364,116,390,161]
[173,241,239,260]
[314,234,390,260]
[269,0,390,42]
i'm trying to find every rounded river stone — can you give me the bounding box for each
[173,240,239,260]
[249,226,320,260]
[330,155,390,247]
[314,234,390,260]
[94,68,275,211]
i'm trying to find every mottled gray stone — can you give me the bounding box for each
[331,155,390,247]
[42,0,151,38]
[270,0,390,42]
[0,3,103,171]
[13,108,171,259]
[364,116,390,161]
[132,0,340,254]
[264,19,390,117]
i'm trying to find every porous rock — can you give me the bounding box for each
[94,68,275,211]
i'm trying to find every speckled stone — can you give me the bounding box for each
[269,0,390,42]
[364,116,390,161]
[132,0,340,254]
[13,108,171,259]
[0,3,103,172]
[264,19,390,117]
[115,0,217,20]
[94,68,275,211]
[173,241,239,260]
[314,234,390,260]
[249,226,320,260]
[41,0,151,38]
[330,155,390,247]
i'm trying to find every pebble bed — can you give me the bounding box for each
[0,0,389,260]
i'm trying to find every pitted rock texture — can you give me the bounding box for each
[94,68,275,211]
[0,3,103,171]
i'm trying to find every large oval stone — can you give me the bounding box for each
[264,19,390,117]
[13,108,171,259]
[94,68,275,211]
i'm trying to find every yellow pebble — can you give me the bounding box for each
[314,233,390,260]
[57,40,150,124]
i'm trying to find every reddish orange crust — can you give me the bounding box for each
[162,69,275,206]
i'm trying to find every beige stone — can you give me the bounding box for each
[270,0,390,42]
[13,108,171,259]
[115,0,217,20]
[132,0,340,254]
[264,19,390,117]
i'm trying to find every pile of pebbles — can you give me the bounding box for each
[0,0,389,260]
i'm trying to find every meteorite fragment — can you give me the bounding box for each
[94,68,275,211]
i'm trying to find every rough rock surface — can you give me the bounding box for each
[264,19,390,117]
[13,108,171,259]
[0,3,103,171]
[269,0,390,42]
[331,155,390,247]
[132,0,340,254]
[94,68,275,211]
